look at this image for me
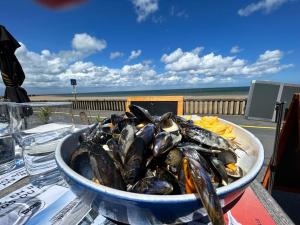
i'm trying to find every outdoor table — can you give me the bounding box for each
[0,165,293,225]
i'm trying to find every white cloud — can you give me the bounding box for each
[110,51,124,59]
[9,35,293,90]
[128,49,142,61]
[72,33,106,53]
[131,0,159,22]
[161,48,184,64]
[162,48,293,77]
[238,0,291,16]
[230,46,243,54]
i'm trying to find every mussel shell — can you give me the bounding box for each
[172,115,191,127]
[153,132,173,157]
[101,124,112,134]
[129,104,154,124]
[182,148,212,175]
[79,123,98,143]
[117,118,137,132]
[157,167,181,194]
[70,145,93,180]
[131,177,173,195]
[160,112,173,123]
[159,113,179,133]
[125,111,135,118]
[106,139,123,169]
[89,144,126,190]
[111,114,124,126]
[118,124,136,163]
[123,137,147,185]
[101,117,111,125]
[136,123,156,147]
[187,158,225,225]
[86,125,112,145]
[226,166,243,179]
[217,150,237,165]
[178,142,221,155]
[180,125,231,151]
[210,157,229,186]
[165,148,183,174]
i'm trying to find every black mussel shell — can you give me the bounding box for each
[136,123,156,147]
[129,104,154,124]
[217,150,237,165]
[118,124,136,163]
[123,137,147,185]
[125,111,135,118]
[70,146,93,180]
[111,114,124,126]
[131,177,173,195]
[89,144,126,190]
[153,132,173,157]
[101,117,111,125]
[165,148,183,174]
[157,167,181,194]
[210,157,229,186]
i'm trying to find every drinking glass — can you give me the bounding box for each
[10,102,74,185]
[0,102,15,174]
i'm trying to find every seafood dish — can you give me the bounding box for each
[68,105,248,225]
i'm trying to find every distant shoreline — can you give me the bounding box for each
[29,86,250,98]
[30,94,248,101]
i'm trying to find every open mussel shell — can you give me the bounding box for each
[70,146,93,180]
[101,117,111,125]
[125,111,135,118]
[131,177,173,195]
[111,114,124,126]
[182,148,212,175]
[158,112,180,133]
[178,142,221,155]
[217,150,237,165]
[129,104,154,124]
[157,167,181,194]
[106,139,123,170]
[89,145,126,190]
[226,165,243,179]
[210,157,229,186]
[165,148,183,174]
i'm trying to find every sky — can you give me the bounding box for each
[0,0,299,94]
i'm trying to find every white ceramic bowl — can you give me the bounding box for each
[55,119,264,224]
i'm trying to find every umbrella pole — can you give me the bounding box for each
[268,101,285,194]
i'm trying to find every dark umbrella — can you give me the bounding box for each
[0,25,30,103]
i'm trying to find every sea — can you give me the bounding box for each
[56,86,250,97]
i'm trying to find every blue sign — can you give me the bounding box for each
[70,79,77,86]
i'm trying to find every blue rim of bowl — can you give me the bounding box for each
[55,119,264,203]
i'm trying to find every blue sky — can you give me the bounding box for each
[0,0,299,94]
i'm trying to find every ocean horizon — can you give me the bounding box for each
[42,86,250,97]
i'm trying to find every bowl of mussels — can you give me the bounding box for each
[55,105,264,224]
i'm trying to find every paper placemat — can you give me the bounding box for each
[0,167,28,191]
[0,184,69,225]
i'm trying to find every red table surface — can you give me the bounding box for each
[224,187,276,225]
